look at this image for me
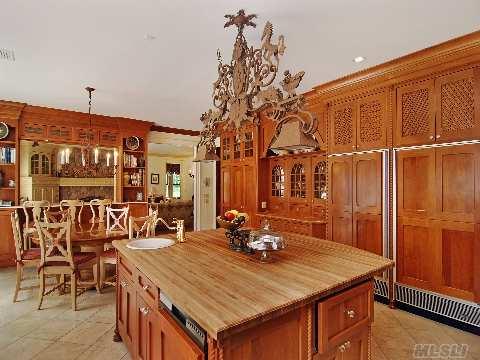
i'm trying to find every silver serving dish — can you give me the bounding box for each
[247,220,286,262]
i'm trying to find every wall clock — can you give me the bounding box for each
[125,136,140,151]
[0,122,9,140]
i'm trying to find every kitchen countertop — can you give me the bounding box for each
[113,229,393,341]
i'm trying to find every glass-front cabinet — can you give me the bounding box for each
[220,125,257,164]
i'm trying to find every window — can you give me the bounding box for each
[41,154,50,175]
[31,153,50,175]
[271,165,285,197]
[31,154,39,175]
[290,163,306,198]
[313,161,327,199]
[165,163,181,199]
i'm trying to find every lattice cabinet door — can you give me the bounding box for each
[434,68,480,142]
[329,102,356,153]
[395,79,435,146]
[356,92,387,150]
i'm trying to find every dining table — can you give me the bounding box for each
[68,222,129,292]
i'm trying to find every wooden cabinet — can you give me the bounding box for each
[329,153,383,254]
[99,129,120,146]
[435,68,480,142]
[395,68,480,146]
[47,125,72,141]
[329,155,353,246]
[397,217,480,302]
[22,122,47,140]
[397,143,480,301]
[396,148,436,218]
[118,269,137,355]
[117,257,204,360]
[330,91,387,153]
[330,102,356,154]
[0,209,15,267]
[435,144,480,223]
[395,80,436,146]
[220,166,231,213]
[314,329,369,360]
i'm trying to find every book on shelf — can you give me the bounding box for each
[0,147,15,164]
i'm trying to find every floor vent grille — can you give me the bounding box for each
[395,283,480,327]
[374,277,389,298]
[373,279,480,328]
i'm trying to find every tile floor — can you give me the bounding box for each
[0,267,478,360]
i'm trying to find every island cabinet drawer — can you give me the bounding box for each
[118,253,134,281]
[317,281,373,354]
[313,327,369,360]
[135,268,159,308]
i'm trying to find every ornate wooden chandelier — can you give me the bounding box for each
[195,10,319,161]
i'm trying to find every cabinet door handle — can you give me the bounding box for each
[339,341,351,352]
[436,134,440,139]
[346,309,356,319]
[142,284,150,291]
[140,307,149,315]
[429,135,434,140]
[120,281,127,288]
[416,209,426,212]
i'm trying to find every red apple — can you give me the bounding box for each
[224,211,236,221]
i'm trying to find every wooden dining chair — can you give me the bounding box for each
[22,200,50,249]
[89,199,112,224]
[44,208,69,223]
[106,206,129,233]
[11,210,41,302]
[60,199,84,225]
[35,219,97,310]
[94,212,155,292]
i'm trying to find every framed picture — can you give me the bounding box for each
[151,173,159,184]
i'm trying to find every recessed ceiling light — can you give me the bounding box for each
[145,34,157,41]
[353,56,365,63]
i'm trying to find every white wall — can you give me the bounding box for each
[147,154,194,200]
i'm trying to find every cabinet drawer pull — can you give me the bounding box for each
[346,309,356,318]
[142,284,150,291]
[140,307,149,315]
[120,281,127,288]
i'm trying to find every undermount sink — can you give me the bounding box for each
[126,238,175,250]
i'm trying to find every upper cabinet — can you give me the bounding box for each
[220,124,257,164]
[330,91,388,153]
[435,68,480,142]
[395,67,480,146]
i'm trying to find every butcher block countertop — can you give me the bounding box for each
[112,229,393,341]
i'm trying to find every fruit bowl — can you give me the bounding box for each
[216,213,249,230]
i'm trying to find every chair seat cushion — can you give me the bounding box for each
[21,248,41,261]
[101,249,116,258]
[45,252,97,268]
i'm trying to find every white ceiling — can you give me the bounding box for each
[1,1,479,131]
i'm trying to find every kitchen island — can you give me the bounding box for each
[112,229,394,360]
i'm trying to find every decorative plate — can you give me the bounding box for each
[125,136,140,150]
[0,122,9,140]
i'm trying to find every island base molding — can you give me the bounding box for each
[115,250,375,360]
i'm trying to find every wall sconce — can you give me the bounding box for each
[188,169,194,178]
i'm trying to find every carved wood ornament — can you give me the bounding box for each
[195,10,319,161]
